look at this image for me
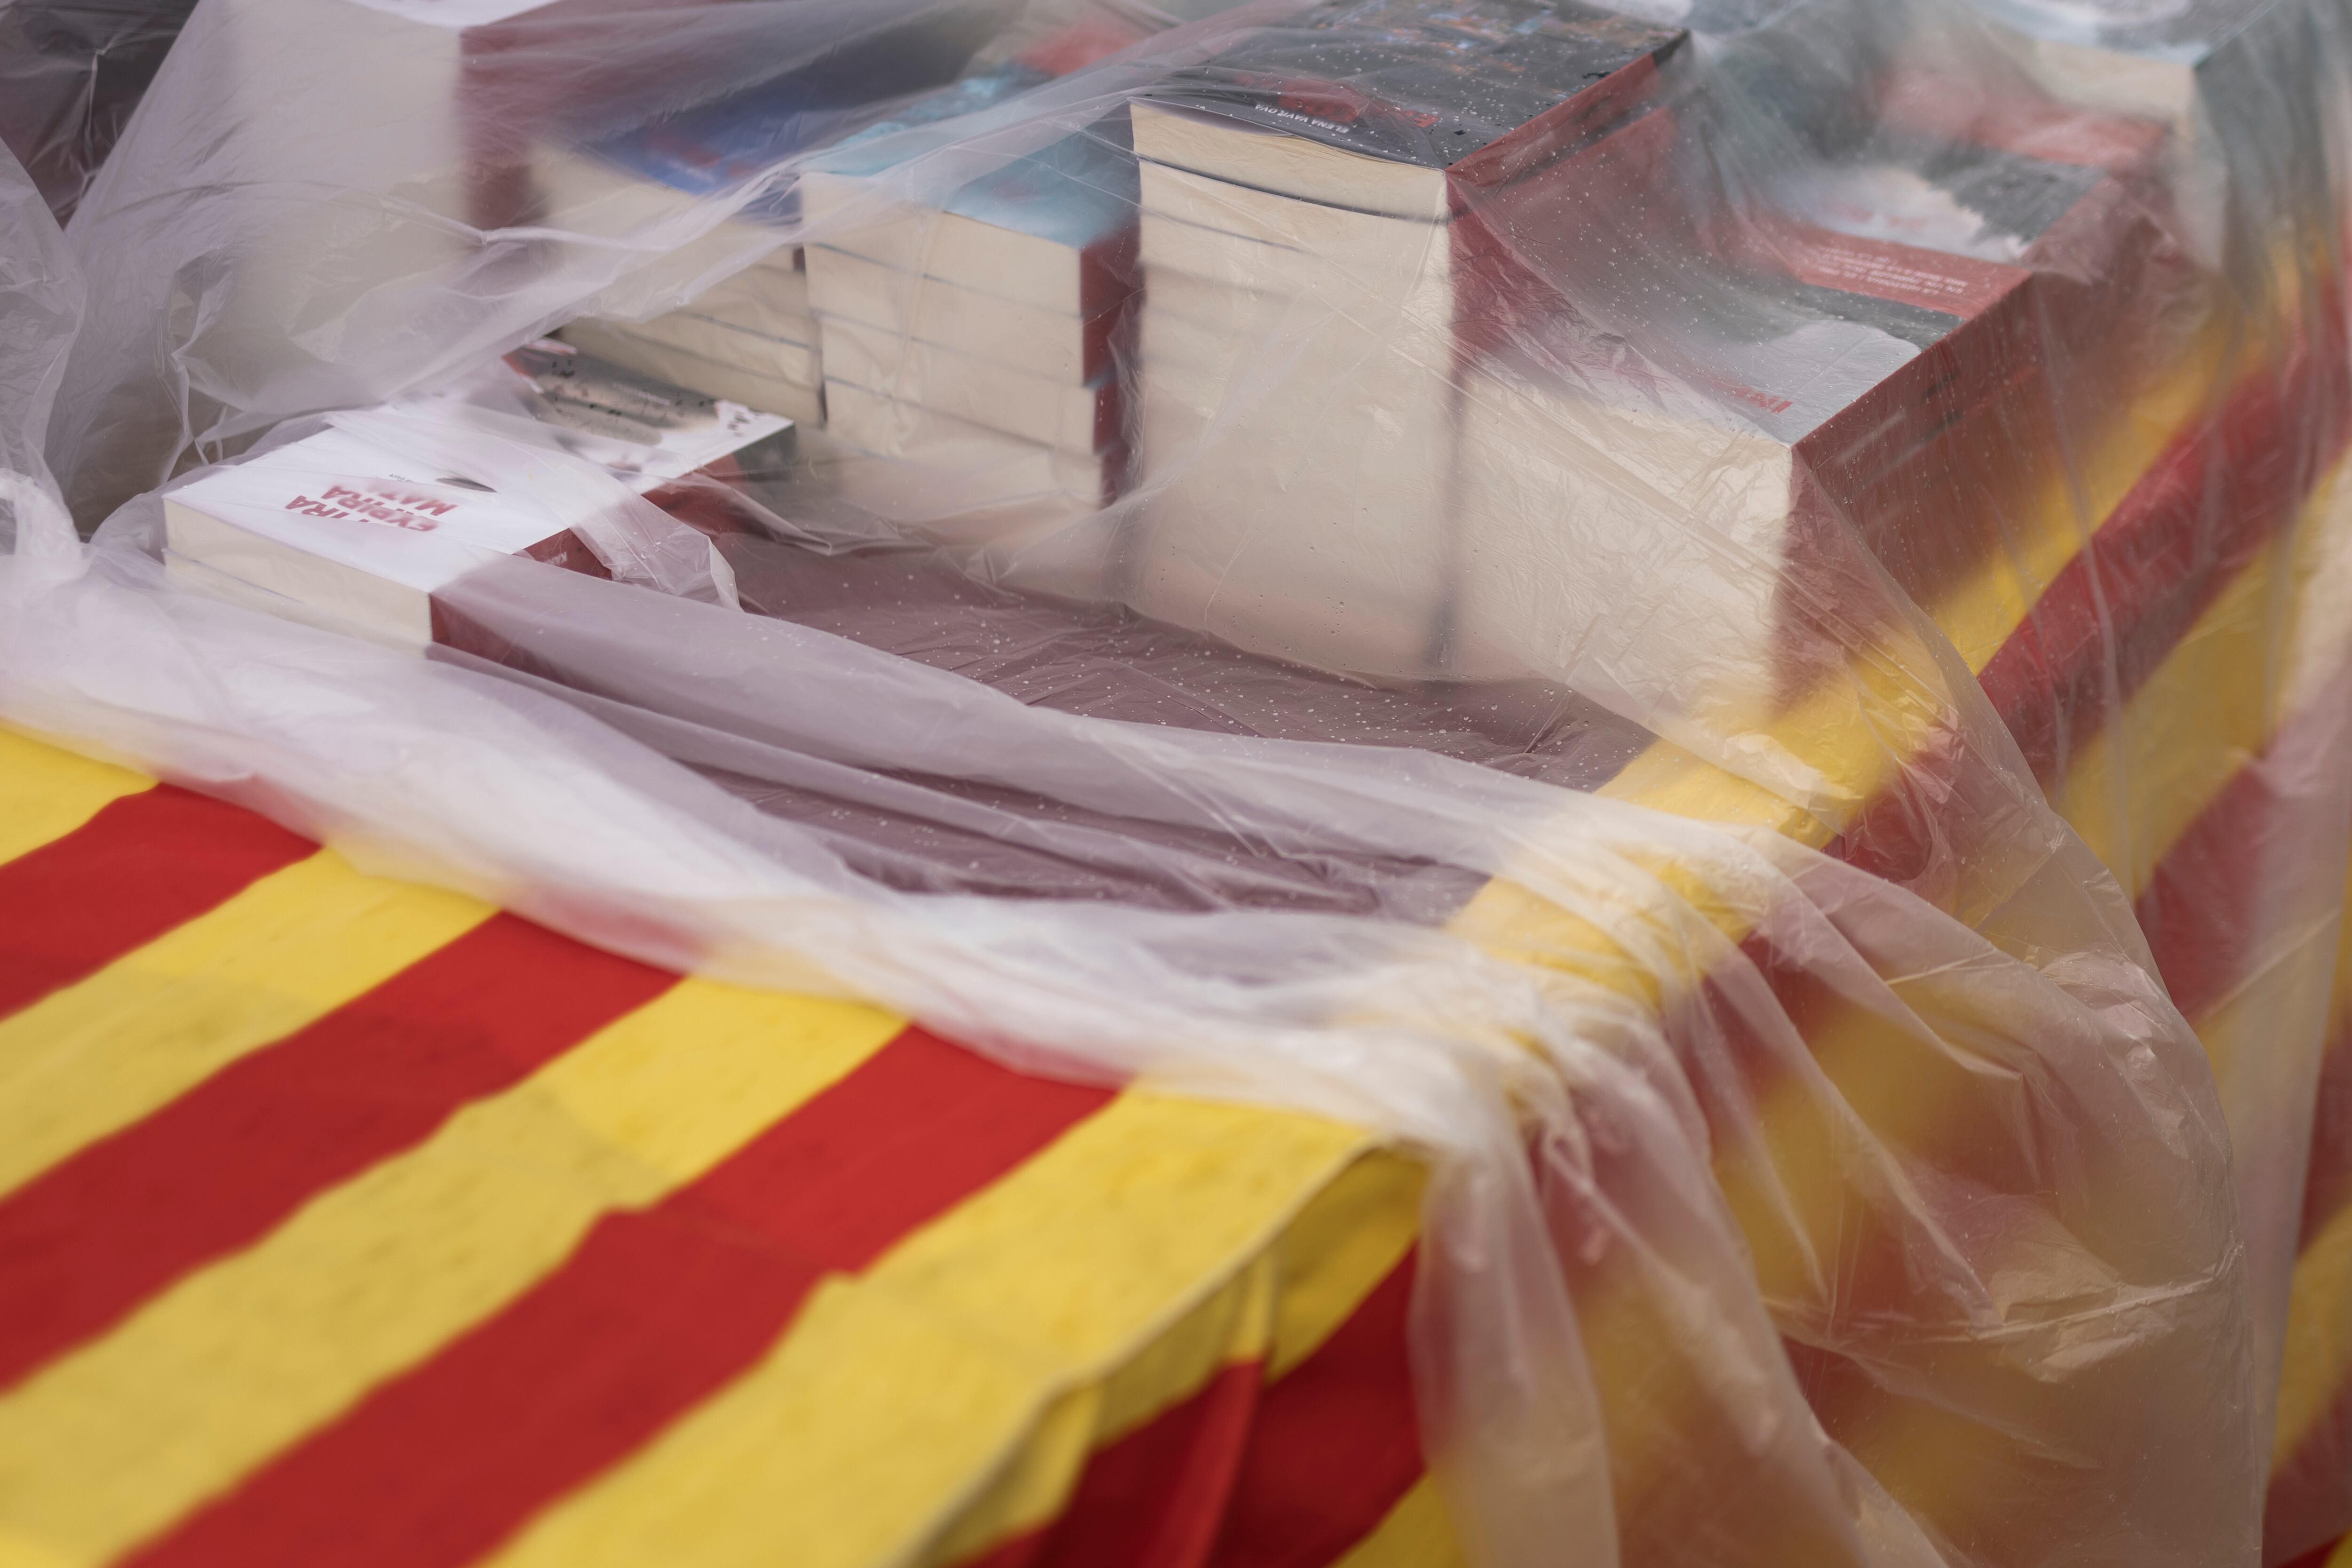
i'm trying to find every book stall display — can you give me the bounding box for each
[4,0,2352,1565]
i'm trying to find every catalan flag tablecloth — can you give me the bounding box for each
[0,724,1457,1568]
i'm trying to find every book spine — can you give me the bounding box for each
[1790,267,2043,645]
[1782,224,2049,685]
[517,528,615,577]
[1076,220,1143,322]
[1447,103,1688,372]
[1099,294,1140,505]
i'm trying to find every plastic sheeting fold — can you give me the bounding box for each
[6,0,2352,1563]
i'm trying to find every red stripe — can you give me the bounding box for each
[2134,758,2290,1023]
[1979,331,2349,785]
[1208,1253,1422,1568]
[0,914,676,1393]
[1035,1360,1261,1568]
[0,784,313,1018]
[968,1361,1265,1568]
[2273,1540,2343,1568]
[125,1028,1115,1568]
[961,1253,1422,1568]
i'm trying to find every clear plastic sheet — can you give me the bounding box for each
[0,0,197,221]
[11,0,2352,1561]
[0,135,79,552]
[0,521,2253,1568]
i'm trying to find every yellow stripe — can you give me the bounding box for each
[2327,859,2352,1046]
[2058,536,2299,900]
[1095,1250,1278,1451]
[478,1092,1372,1568]
[2259,862,2352,1477]
[2095,450,2352,901]
[1331,1475,1465,1568]
[0,1532,75,1568]
[1821,1382,2018,1557]
[0,729,152,866]
[2274,1194,2352,1475]
[1597,738,1835,845]
[0,851,492,1198]
[0,981,903,1564]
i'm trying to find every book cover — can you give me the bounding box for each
[453,0,1020,231]
[591,5,1149,223]
[566,0,1020,222]
[799,62,1061,182]
[1132,0,1685,187]
[807,123,1141,262]
[163,341,796,646]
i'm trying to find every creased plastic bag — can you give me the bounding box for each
[11,0,2340,1564]
[0,137,79,554]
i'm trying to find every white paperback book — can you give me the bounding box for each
[805,247,1117,382]
[164,343,793,648]
[822,318,1111,455]
[568,310,821,387]
[1121,152,1459,677]
[823,380,1112,522]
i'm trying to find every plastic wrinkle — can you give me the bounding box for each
[8,0,2350,1561]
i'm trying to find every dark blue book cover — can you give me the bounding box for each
[584,0,1018,215]
[1136,0,1683,182]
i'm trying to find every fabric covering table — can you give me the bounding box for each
[0,725,1458,1568]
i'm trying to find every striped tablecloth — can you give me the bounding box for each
[0,725,1455,1568]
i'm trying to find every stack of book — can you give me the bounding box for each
[548,3,1166,444]
[1120,0,1688,679]
[801,118,1142,532]
[532,0,1031,426]
[564,251,826,428]
[1450,86,2174,708]
[1118,0,2173,726]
